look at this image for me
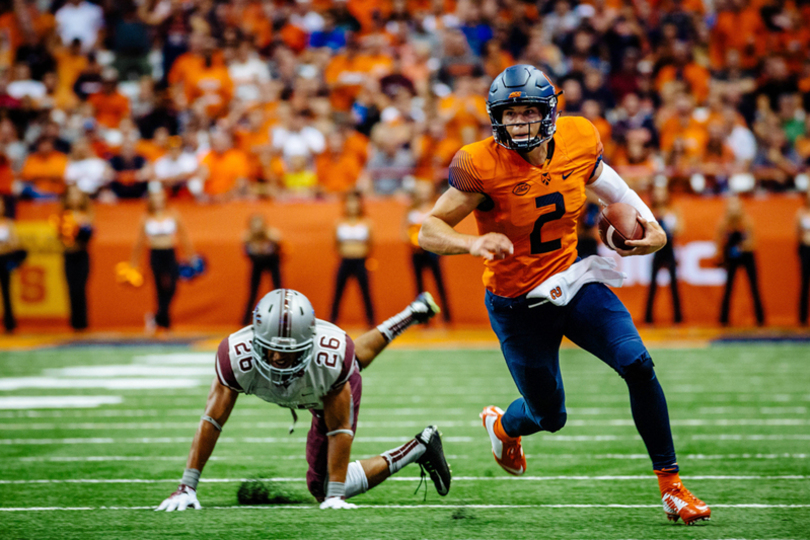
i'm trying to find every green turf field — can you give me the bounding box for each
[1,343,809,539]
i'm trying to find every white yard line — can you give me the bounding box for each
[0,396,122,410]
[4,433,810,445]
[1,475,807,485]
[0,503,808,512]
[3,418,810,431]
[9,453,809,463]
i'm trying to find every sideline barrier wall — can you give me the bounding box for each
[8,194,805,330]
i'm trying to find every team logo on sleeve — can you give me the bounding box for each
[512,182,530,196]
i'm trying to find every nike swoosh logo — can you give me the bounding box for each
[562,171,574,180]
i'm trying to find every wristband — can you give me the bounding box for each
[325,481,346,499]
[181,468,201,491]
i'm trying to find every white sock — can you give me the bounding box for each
[380,438,426,475]
[345,460,369,499]
[376,306,417,343]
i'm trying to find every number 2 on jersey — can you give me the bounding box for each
[530,192,565,254]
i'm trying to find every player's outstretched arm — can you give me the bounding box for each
[587,162,666,257]
[156,377,238,512]
[320,382,357,509]
[419,187,513,260]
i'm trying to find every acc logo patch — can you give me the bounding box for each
[509,91,522,99]
[540,172,551,186]
[512,182,530,196]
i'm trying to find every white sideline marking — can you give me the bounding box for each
[0,378,201,390]
[0,407,474,419]
[4,418,810,431]
[524,453,810,461]
[0,504,808,512]
[1,475,806,485]
[133,354,212,365]
[45,366,212,378]
[0,396,122,410]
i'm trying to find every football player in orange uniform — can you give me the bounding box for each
[419,65,710,525]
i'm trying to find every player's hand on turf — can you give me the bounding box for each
[156,484,201,512]
[469,233,514,260]
[617,217,666,257]
[319,497,358,510]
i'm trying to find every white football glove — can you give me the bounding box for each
[156,484,202,512]
[319,497,357,510]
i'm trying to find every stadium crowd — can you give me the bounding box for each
[0,0,809,207]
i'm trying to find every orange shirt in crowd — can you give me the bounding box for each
[135,140,167,162]
[344,130,369,167]
[202,149,250,195]
[0,12,22,57]
[347,0,393,32]
[225,1,273,49]
[234,125,271,180]
[53,47,87,108]
[611,151,658,189]
[709,7,766,70]
[185,65,233,118]
[20,151,69,195]
[325,53,392,111]
[656,63,711,104]
[315,150,363,193]
[659,117,708,158]
[88,91,130,129]
[168,51,225,87]
[439,93,489,144]
[794,134,810,163]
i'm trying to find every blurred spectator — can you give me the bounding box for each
[403,180,451,322]
[14,31,55,82]
[58,184,93,330]
[241,213,283,325]
[87,69,130,129]
[182,36,234,119]
[360,124,415,195]
[709,0,766,71]
[437,29,480,87]
[55,0,105,52]
[797,188,810,326]
[716,195,765,326]
[130,188,196,332]
[330,190,375,326]
[315,127,363,194]
[611,129,659,192]
[757,56,799,112]
[612,92,657,147]
[111,2,151,79]
[655,41,710,105]
[0,196,20,332]
[309,9,348,51]
[271,109,325,161]
[752,126,801,192]
[645,183,683,324]
[72,51,103,101]
[152,136,199,196]
[228,37,271,104]
[542,0,580,46]
[0,118,26,172]
[794,116,810,166]
[698,122,736,193]
[722,104,757,170]
[109,141,149,199]
[6,63,46,102]
[19,137,68,198]
[457,0,493,57]
[281,146,318,196]
[64,138,112,196]
[200,131,249,199]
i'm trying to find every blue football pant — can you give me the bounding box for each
[486,283,678,471]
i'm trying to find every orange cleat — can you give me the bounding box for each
[480,406,526,476]
[661,481,711,525]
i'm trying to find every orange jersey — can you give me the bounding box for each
[449,116,603,297]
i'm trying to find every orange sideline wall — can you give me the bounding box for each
[10,194,806,330]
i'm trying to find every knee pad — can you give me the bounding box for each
[622,353,656,384]
[540,412,567,433]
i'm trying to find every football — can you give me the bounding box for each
[597,203,644,251]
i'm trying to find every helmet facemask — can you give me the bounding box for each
[250,289,317,387]
[488,95,560,152]
[252,332,314,387]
